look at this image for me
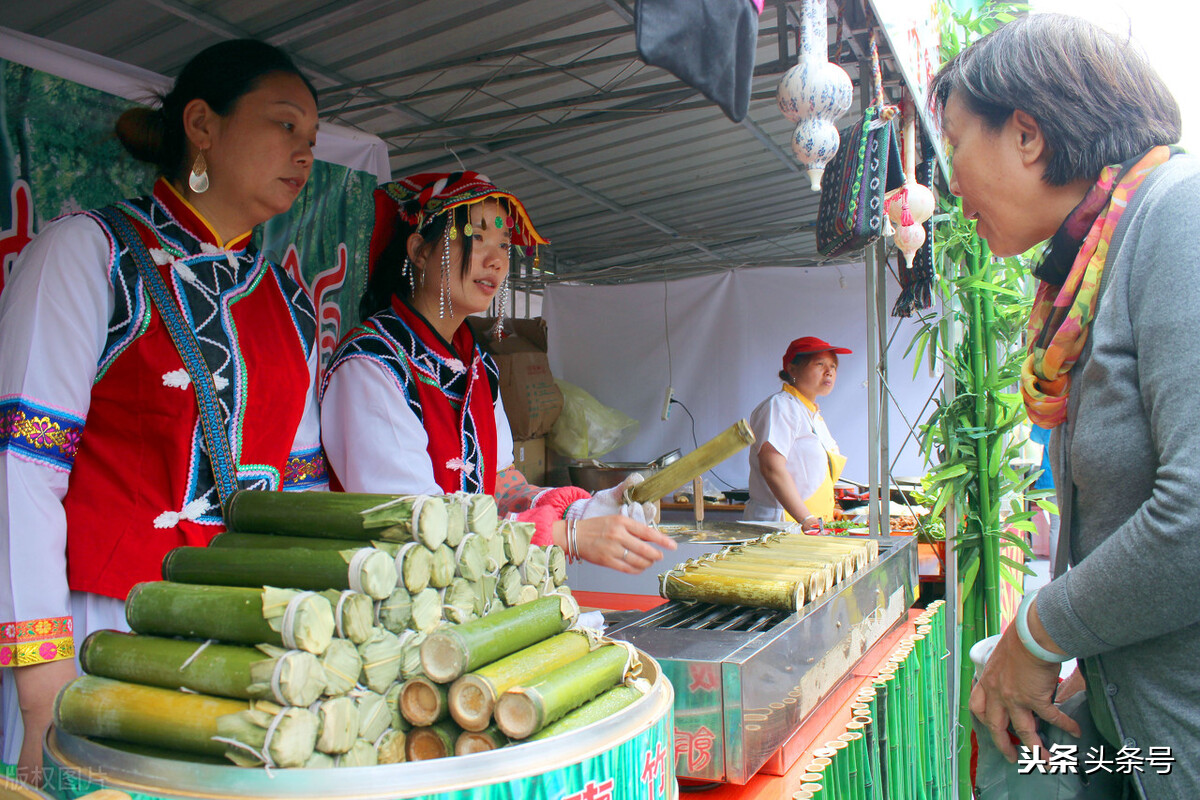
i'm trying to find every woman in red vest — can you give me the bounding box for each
[321,172,675,571]
[0,40,326,777]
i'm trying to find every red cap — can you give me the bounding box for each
[783,336,852,368]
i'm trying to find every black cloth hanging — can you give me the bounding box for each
[635,0,762,123]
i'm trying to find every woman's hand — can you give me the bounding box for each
[800,514,822,534]
[575,516,676,574]
[577,473,659,524]
[969,623,1081,762]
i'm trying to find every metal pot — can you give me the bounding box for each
[568,461,658,493]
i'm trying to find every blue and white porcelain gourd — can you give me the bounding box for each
[776,0,853,190]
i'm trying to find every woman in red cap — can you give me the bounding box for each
[320,172,674,573]
[743,336,851,530]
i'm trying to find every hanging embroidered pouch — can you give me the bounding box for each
[816,105,903,257]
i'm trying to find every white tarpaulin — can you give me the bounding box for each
[543,266,941,489]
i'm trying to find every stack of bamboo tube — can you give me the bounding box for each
[53,491,597,770]
[660,532,878,611]
[788,601,950,800]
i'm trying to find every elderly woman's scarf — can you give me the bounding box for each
[1020,146,1173,428]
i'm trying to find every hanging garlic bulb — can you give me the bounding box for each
[776,0,853,191]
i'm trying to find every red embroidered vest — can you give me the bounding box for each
[63,181,313,600]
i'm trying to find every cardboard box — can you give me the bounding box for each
[467,317,564,439]
[512,437,546,485]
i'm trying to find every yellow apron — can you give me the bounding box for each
[781,385,846,522]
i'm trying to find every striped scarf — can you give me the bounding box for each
[1020,146,1173,427]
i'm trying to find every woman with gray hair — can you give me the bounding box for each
[932,13,1197,799]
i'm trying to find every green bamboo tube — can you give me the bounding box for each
[445,492,468,549]
[528,683,644,741]
[910,634,933,800]
[125,582,334,655]
[762,533,876,567]
[660,569,803,611]
[454,533,489,582]
[685,561,824,602]
[377,729,407,764]
[547,545,568,586]
[881,666,907,800]
[723,547,844,584]
[450,631,591,731]
[210,532,368,550]
[355,690,390,743]
[501,521,534,566]
[826,740,850,800]
[314,696,359,755]
[873,677,892,799]
[321,589,375,644]
[223,490,448,544]
[811,749,839,799]
[54,675,248,759]
[163,546,397,600]
[80,631,325,707]
[455,724,507,754]
[429,544,455,589]
[627,419,755,504]
[376,586,412,634]
[400,676,450,727]
[395,543,434,594]
[493,645,628,740]
[840,729,866,800]
[467,494,499,538]
[708,552,837,589]
[798,785,823,797]
[853,715,882,800]
[406,719,460,761]
[421,595,577,683]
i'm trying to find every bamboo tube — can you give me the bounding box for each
[454,533,489,582]
[126,582,334,655]
[445,492,468,549]
[338,739,378,767]
[410,588,442,633]
[377,729,407,764]
[320,638,363,696]
[421,595,577,683]
[358,628,404,693]
[485,532,506,572]
[163,546,398,600]
[400,676,450,727]
[493,645,629,740]
[449,631,591,731]
[527,683,644,741]
[520,546,548,587]
[627,419,755,504]
[223,490,448,544]
[497,565,524,606]
[479,573,498,615]
[321,590,375,644]
[80,631,325,707]
[695,558,832,597]
[54,675,247,759]
[209,532,363,550]
[717,548,843,584]
[396,543,434,594]
[840,730,866,800]
[304,751,336,768]
[398,630,428,680]
[501,521,533,566]
[356,690,390,743]
[406,720,460,761]
[825,740,850,800]
[660,569,804,611]
[455,725,507,755]
[314,696,359,755]
[547,545,568,586]
[467,494,499,539]
[444,577,479,625]
[429,544,455,589]
[216,700,320,768]
[376,586,413,634]
[798,785,822,797]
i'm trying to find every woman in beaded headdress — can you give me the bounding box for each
[321,172,675,571]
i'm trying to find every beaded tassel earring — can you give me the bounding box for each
[439,222,453,318]
[491,246,511,339]
[402,256,413,286]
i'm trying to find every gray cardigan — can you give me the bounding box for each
[1038,154,1200,800]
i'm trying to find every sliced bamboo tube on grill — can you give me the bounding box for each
[356,689,391,743]
[222,490,448,547]
[626,419,755,504]
[396,543,434,594]
[319,638,362,696]
[527,683,645,741]
[314,696,359,755]
[661,570,804,611]
[406,720,460,761]
[682,562,825,603]
[358,628,404,693]
[126,582,334,655]
[80,631,325,707]
[376,586,413,633]
[707,551,838,584]
[449,630,592,731]
[163,546,397,600]
[421,594,579,683]
[456,725,507,754]
[400,676,450,727]
[320,589,375,644]
[494,644,630,740]
[54,675,247,759]
[377,729,407,764]
[764,533,877,566]
[728,543,851,577]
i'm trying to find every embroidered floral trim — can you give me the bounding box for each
[0,397,85,473]
[282,448,328,489]
[446,457,471,473]
[444,357,466,374]
[154,498,211,529]
[0,616,74,667]
[160,370,228,391]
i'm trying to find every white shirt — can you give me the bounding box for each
[320,355,515,494]
[744,386,839,521]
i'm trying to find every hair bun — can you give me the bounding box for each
[115,107,166,165]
